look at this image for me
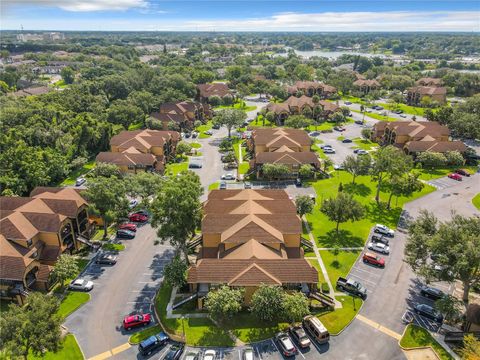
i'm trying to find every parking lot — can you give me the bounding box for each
[222,181,316,200]
[426,176,464,190]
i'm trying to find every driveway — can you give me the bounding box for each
[64,223,175,359]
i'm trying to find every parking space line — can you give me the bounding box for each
[87,350,112,360]
[131,290,156,293]
[349,267,381,277]
[254,346,263,360]
[111,342,131,355]
[294,344,305,359]
[271,338,281,355]
[356,314,402,340]
[348,275,378,286]
[126,301,152,304]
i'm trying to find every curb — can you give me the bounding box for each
[329,297,365,337]
[62,293,91,320]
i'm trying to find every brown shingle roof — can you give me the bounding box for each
[404,140,467,153]
[197,83,232,98]
[252,128,311,149]
[255,152,320,166]
[187,258,318,285]
[416,78,443,87]
[96,152,156,167]
[353,79,380,88]
[408,86,446,96]
[110,130,179,150]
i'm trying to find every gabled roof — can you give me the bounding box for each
[255,152,321,166]
[197,83,232,98]
[187,258,318,285]
[252,128,311,149]
[223,239,284,260]
[353,79,380,87]
[228,263,282,286]
[404,140,467,153]
[96,152,157,167]
[110,130,180,150]
[416,77,443,87]
[408,86,447,96]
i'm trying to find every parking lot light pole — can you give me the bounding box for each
[181,315,186,342]
[352,295,356,311]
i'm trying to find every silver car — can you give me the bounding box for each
[367,241,390,255]
[69,278,94,291]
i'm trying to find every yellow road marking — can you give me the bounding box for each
[356,314,402,340]
[87,342,132,360]
[111,342,132,355]
[87,350,112,360]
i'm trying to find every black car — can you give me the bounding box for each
[219,181,227,190]
[342,138,353,143]
[420,286,445,301]
[95,253,117,265]
[212,123,221,129]
[184,133,191,138]
[370,234,389,245]
[116,229,136,239]
[138,332,169,356]
[189,162,202,169]
[164,344,184,360]
[414,303,443,323]
[354,120,364,125]
[295,178,302,187]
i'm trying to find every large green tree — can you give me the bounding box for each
[0,293,62,360]
[321,193,365,233]
[371,145,413,203]
[261,163,290,181]
[404,211,480,303]
[150,171,203,264]
[250,285,285,322]
[213,109,247,138]
[52,254,79,290]
[342,154,371,184]
[83,176,129,239]
[126,172,163,209]
[283,292,311,323]
[295,195,315,218]
[163,256,188,288]
[205,286,243,323]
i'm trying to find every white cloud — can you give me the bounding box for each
[183,11,480,32]
[2,0,148,12]
[1,10,479,31]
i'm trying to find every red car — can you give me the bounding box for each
[129,213,148,223]
[363,252,385,267]
[455,169,471,177]
[123,313,151,330]
[118,223,137,232]
[448,173,462,181]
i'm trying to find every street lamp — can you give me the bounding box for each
[181,315,186,342]
[352,295,356,311]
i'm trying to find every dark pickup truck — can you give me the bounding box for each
[336,277,367,299]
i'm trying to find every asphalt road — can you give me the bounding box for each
[64,223,175,359]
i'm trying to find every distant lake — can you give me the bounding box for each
[292,50,390,59]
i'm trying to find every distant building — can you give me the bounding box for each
[353,79,381,94]
[247,128,321,178]
[286,81,337,99]
[406,86,447,105]
[372,121,466,155]
[9,86,52,97]
[265,95,340,125]
[17,32,65,42]
[150,101,211,131]
[196,83,233,103]
[96,130,180,174]
[415,77,443,87]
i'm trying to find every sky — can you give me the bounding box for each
[1,0,479,32]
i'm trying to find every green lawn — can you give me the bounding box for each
[238,163,250,175]
[29,335,83,360]
[315,296,362,335]
[191,142,202,149]
[249,115,273,127]
[341,95,366,105]
[227,313,288,343]
[102,243,125,251]
[129,324,163,344]
[307,258,326,284]
[414,166,478,181]
[214,102,256,112]
[57,292,90,319]
[128,122,144,131]
[208,182,220,191]
[197,121,213,139]
[379,102,426,116]
[472,193,480,210]
[353,137,378,151]
[400,324,453,360]
[156,284,234,346]
[60,160,95,186]
[351,109,397,122]
[320,250,361,284]
[91,226,116,241]
[305,171,435,282]
[165,161,188,176]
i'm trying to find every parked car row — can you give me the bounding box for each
[448,169,472,181]
[275,315,330,357]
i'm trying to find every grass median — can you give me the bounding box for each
[29,334,83,360]
[400,324,453,360]
[57,292,90,319]
[314,296,363,335]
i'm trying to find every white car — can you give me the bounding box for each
[323,148,336,154]
[69,279,94,291]
[221,173,235,180]
[203,349,216,360]
[242,348,254,360]
[129,199,138,209]
[367,242,390,255]
[355,149,368,155]
[75,177,86,187]
[374,224,395,237]
[334,164,344,170]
